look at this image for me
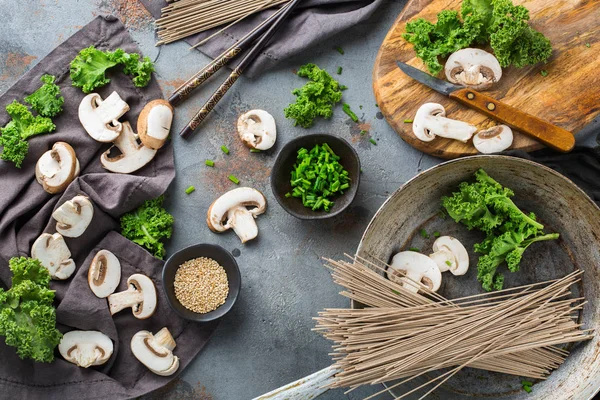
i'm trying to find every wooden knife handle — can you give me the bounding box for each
[449,88,575,152]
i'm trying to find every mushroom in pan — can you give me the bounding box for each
[31,233,76,280]
[131,327,179,376]
[138,99,174,150]
[207,187,267,243]
[88,250,121,298]
[58,330,113,368]
[387,251,442,293]
[79,91,130,142]
[473,125,513,154]
[52,195,94,238]
[107,273,157,319]
[445,48,502,90]
[413,103,477,143]
[237,109,277,150]
[100,121,157,174]
[429,236,470,275]
[35,142,80,194]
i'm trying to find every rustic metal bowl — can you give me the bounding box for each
[356,155,600,400]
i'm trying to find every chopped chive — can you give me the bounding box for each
[369,138,377,145]
[523,386,532,394]
[391,289,400,295]
[375,104,378,107]
[409,247,420,252]
[359,105,363,110]
[433,231,441,237]
[420,228,429,238]
[359,130,368,136]
[360,168,363,173]
[228,175,240,184]
[540,70,548,77]
[250,149,261,153]
[445,260,452,266]
[185,185,195,194]
[221,145,230,154]
[585,43,591,48]
[335,46,344,55]
[404,119,413,123]
[205,159,215,167]
[285,192,292,198]
[337,66,343,75]
[521,380,533,386]
[340,85,348,91]
[342,103,359,122]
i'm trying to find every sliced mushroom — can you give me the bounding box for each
[473,125,513,154]
[52,195,94,238]
[445,48,502,90]
[413,103,476,143]
[138,99,173,150]
[131,327,179,376]
[107,274,157,319]
[88,250,121,298]
[100,121,157,174]
[79,92,130,142]
[31,233,76,280]
[35,142,79,194]
[207,187,267,243]
[59,330,113,368]
[237,109,277,150]
[387,251,442,293]
[429,236,470,275]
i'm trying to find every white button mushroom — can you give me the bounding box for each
[31,233,76,280]
[445,48,502,90]
[207,187,267,243]
[88,250,121,298]
[387,251,442,293]
[429,236,470,276]
[35,142,80,194]
[52,195,94,238]
[79,91,130,143]
[237,109,277,150]
[107,273,157,319]
[58,330,113,368]
[131,327,179,376]
[413,103,477,143]
[138,99,174,150]
[100,121,158,174]
[473,125,513,154]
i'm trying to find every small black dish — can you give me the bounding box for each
[271,133,361,220]
[162,243,241,322]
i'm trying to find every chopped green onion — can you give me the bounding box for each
[285,192,292,198]
[409,247,420,252]
[404,119,413,123]
[521,380,533,386]
[359,105,363,110]
[359,130,368,136]
[369,138,377,145]
[585,43,591,48]
[221,145,230,154]
[228,175,240,184]
[250,149,261,153]
[337,66,343,75]
[391,289,400,295]
[185,186,195,194]
[420,229,429,239]
[335,46,344,55]
[433,231,441,237]
[523,386,532,394]
[445,260,452,266]
[205,159,215,167]
[340,85,348,90]
[540,70,548,77]
[375,104,379,107]
[342,103,358,122]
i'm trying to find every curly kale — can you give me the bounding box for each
[24,74,64,117]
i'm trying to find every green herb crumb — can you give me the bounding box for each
[221,145,230,154]
[433,231,441,237]
[342,103,359,122]
[205,159,214,167]
[228,175,240,184]
[540,70,548,77]
[420,228,429,238]
[409,247,420,252]
[337,66,343,75]
[445,260,452,266]
[359,130,368,136]
[585,43,591,48]
[185,186,195,194]
[404,119,413,123]
[335,46,344,55]
[250,149,261,153]
[369,138,377,145]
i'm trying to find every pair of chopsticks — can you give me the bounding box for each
[172,0,301,139]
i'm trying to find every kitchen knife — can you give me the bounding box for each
[396,61,575,152]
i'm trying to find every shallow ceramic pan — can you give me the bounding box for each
[356,156,600,400]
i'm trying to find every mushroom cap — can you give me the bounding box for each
[237,109,277,150]
[131,328,179,376]
[100,121,158,174]
[387,251,442,293]
[138,99,173,150]
[445,48,502,90]
[31,232,76,280]
[207,187,267,242]
[473,125,513,154]
[431,236,470,276]
[35,142,79,194]
[59,330,113,368]
[88,249,121,298]
[107,273,157,319]
[79,92,130,143]
[53,195,94,238]
[413,103,477,143]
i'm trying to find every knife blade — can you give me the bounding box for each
[396,61,576,153]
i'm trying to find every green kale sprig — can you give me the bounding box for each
[24,74,64,117]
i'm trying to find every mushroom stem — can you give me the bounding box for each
[153,327,176,351]
[226,206,259,244]
[108,286,143,315]
[429,249,455,272]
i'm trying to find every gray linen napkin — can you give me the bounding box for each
[0,15,218,399]
[140,0,384,77]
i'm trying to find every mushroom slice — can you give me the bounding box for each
[88,250,121,298]
[429,236,470,276]
[413,103,476,143]
[52,195,94,238]
[79,92,130,142]
[237,109,277,150]
[107,273,157,319]
[35,142,79,194]
[138,99,174,150]
[31,233,76,280]
[100,121,157,174]
[207,187,267,243]
[131,327,179,376]
[473,125,513,154]
[445,48,502,90]
[387,251,442,293]
[59,330,113,368]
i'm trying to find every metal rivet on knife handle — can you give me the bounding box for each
[487,102,496,111]
[467,92,475,100]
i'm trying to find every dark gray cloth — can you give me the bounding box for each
[0,15,218,399]
[140,0,384,77]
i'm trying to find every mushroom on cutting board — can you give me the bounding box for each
[88,250,121,298]
[107,274,157,319]
[237,109,277,150]
[79,92,130,142]
[35,142,79,194]
[207,187,267,243]
[429,236,470,275]
[100,121,157,174]
[131,327,179,376]
[445,48,502,90]
[52,195,94,238]
[473,125,513,154]
[387,251,442,293]
[31,233,76,280]
[138,99,174,150]
[413,103,477,143]
[58,330,113,368]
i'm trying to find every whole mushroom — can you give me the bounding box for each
[59,330,113,368]
[138,99,174,150]
[107,274,157,319]
[88,250,121,298]
[387,251,442,293]
[35,142,80,194]
[429,236,469,275]
[100,121,157,174]
[31,233,76,280]
[445,48,502,90]
[79,91,130,142]
[413,103,477,143]
[131,327,179,376]
[237,109,277,151]
[473,125,513,154]
[52,195,94,238]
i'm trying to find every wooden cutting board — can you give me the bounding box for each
[373,0,600,159]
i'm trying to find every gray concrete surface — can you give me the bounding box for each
[0,0,442,399]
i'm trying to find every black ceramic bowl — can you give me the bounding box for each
[271,133,361,220]
[162,243,241,322]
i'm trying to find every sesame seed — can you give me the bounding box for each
[174,257,229,314]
